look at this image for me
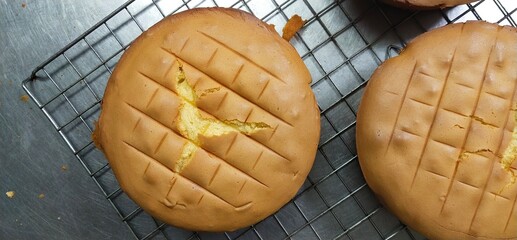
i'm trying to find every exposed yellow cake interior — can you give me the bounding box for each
[500,110,517,191]
[175,62,271,172]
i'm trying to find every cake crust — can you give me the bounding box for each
[94,8,320,231]
[357,21,517,239]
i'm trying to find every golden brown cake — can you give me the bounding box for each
[356,21,517,240]
[381,0,478,9]
[93,8,320,231]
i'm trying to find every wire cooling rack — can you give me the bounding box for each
[22,0,517,239]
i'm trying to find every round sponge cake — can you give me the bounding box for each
[357,21,517,239]
[93,8,320,231]
[381,0,478,9]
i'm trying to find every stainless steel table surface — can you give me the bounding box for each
[0,0,132,239]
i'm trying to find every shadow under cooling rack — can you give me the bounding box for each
[21,0,517,239]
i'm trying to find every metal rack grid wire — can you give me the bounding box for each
[21,0,517,239]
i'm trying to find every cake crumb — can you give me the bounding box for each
[20,95,29,103]
[6,191,15,198]
[267,23,276,32]
[22,3,26,8]
[38,193,45,199]
[282,14,306,41]
[199,87,221,97]
[61,164,68,171]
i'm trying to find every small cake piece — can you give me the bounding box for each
[6,191,15,199]
[356,21,517,239]
[93,8,320,232]
[381,0,478,9]
[282,14,305,41]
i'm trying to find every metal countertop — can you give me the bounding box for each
[0,0,131,239]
